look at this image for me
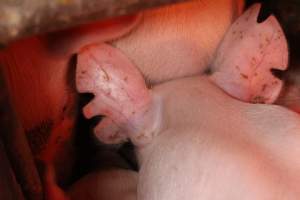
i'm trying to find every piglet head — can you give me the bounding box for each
[210,3,288,104]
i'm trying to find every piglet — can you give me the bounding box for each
[77,4,300,199]
[0,0,243,185]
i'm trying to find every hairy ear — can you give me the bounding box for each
[210,3,288,104]
[76,43,157,146]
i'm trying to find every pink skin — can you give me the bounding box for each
[77,3,300,199]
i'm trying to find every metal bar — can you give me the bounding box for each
[0,139,25,200]
[0,67,43,200]
[0,0,188,45]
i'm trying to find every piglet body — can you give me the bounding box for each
[113,0,244,84]
[137,76,300,199]
[134,5,299,198]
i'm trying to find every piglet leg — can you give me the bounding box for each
[76,43,160,146]
[210,4,288,104]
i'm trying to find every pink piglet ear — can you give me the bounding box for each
[76,43,155,146]
[210,3,289,104]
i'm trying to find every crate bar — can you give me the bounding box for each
[0,68,43,200]
[0,139,25,200]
